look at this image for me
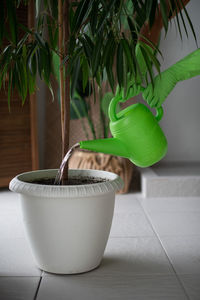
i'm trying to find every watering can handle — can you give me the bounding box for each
[108,86,163,122]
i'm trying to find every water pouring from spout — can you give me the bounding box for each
[54,143,80,185]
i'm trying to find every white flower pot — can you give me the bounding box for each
[9,169,123,274]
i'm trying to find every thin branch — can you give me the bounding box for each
[58,0,65,149]
[62,0,71,183]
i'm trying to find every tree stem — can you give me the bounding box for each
[58,0,65,148]
[62,0,71,183]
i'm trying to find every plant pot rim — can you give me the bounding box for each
[9,169,123,198]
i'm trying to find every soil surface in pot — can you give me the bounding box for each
[28,177,107,186]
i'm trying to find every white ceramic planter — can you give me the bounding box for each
[9,169,123,274]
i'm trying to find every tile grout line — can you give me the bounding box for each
[34,276,42,300]
[137,196,191,300]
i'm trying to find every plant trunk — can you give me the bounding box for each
[62,0,71,182]
[58,0,65,145]
[58,0,70,183]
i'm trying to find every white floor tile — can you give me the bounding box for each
[0,238,41,276]
[146,212,200,236]
[141,196,200,213]
[0,277,40,300]
[1,189,200,299]
[0,215,25,238]
[160,236,200,274]
[100,237,174,275]
[115,193,143,213]
[111,194,155,237]
[37,275,187,300]
[0,190,20,215]
[110,212,155,237]
[179,274,200,300]
[43,237,173,277]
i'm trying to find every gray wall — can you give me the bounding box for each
[159,0,200,162]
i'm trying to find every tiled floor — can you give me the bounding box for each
[0,189,200,299]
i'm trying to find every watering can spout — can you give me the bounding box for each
[79,138,129,159]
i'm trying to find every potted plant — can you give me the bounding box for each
[1,0,195,274]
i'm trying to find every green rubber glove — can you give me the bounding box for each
[142,48,200,108]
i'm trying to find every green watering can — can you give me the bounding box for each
[80,87,167,167]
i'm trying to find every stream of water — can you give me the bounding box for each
[54,143,80,185]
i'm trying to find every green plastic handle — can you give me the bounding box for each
[109,86,163,122]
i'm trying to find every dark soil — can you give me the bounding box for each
[28,177,107,186]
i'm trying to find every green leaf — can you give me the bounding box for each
[70,97,88,119]
[127,17,138,43]
[103,34,114,66]
[81,55,89,92]
[121,38,135,75]
[145,0,153,19]
[147,0,158,29]
[139,41,160,75]
[104,37,116,92]
[27,43,38,75]
[18,23,33,35]
[179,0,198,46]
[35,33,46,49]
[79,36,93,64]
[16,33,29,55]
[116,43,123,87]
[89,1,98,36]
[84,34,94,54]
[139,46,154,87]
[172,3,183,41]
[138,33,163,59]
[6,0,18,45]
[52,27,58,50]
[36,49,42,78]
[52,50,60,82]
[67,47,83,75]
[96,0,117,34]
[168,0,176,19]
[176,1,188,39]
[68,35,76,54]
[36,0,41,18]
[28,68,36,94]
[160,0,168,33]
[101,92,114,117]
[132,0,147,30]
[106,64,115,93]
[92,36,102,76]
[46,15,54,49]
[16,60,27,104]
[71,57,81,98]
[0,45,13,68]
[121,0,133,29]
[122,52,128,98]
[0,63,9,90]
[72,0,94,34]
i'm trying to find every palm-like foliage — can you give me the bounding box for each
[0,0,196,102]
[0,0,196,173]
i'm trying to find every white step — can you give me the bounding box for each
[141,162,200,197]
